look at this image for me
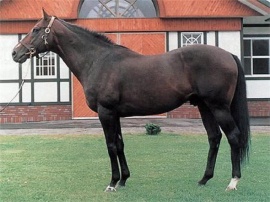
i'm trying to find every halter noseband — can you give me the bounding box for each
[20,16,56,57]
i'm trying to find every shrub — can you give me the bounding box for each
[145,123,161,135]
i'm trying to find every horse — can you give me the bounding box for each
[12,10,250,192]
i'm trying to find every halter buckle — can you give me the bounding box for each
[45,28,50,34]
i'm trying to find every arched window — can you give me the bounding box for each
[79,0,158,18]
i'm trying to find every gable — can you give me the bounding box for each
[0,0,262,21]
[157,0,261,18]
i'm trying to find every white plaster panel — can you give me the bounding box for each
[21,60,32,80]
[34,82,57,102]
[0,35,19,80]
[0,83,19,103]
[60,82,70,102]
[206,32,216,46]
[246,80,270,99]
[60,58,70,79]
[168,32,178,51]
[22,83,31,103]
[218,31,241,58]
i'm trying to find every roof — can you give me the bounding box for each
[0,0,79,21]
[158,0,261,18]
[238,0,270,15]
[0,0,264,21]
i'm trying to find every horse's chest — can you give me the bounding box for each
[84,89,98,112]
[84,86,119,112]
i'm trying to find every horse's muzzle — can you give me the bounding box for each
[12,49,28,63]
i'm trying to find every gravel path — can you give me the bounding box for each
[1,118,269,136]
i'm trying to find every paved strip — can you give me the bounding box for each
[0,118,269,135]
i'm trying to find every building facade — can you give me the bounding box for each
[0,0,269,123]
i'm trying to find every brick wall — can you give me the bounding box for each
[248,100,270,117]
[0,101,268,124]
[167,103,201,119]
[167,100,270,119]
[0,105,72,123]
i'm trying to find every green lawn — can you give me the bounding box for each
[0,133,269,202]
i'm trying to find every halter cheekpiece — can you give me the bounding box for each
[42,16,55,45]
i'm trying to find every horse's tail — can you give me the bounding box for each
[231,54,251,164]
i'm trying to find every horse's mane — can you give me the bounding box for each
[60,19,115,45]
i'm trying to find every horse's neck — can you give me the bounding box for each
[53,27,109,83]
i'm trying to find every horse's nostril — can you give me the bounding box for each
[12,50,17,57]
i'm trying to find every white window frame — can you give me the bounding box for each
[181,32,204,47]
[244,36,270,77]
[79,0,157,18]
[34,52,57,79]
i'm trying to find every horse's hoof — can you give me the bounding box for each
[225,177,239,191]
[198,183,206,187]
[198,180,206,186]
[226,186,237,191]
[104,185,117,192]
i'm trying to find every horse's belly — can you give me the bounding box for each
[117,95,186,117]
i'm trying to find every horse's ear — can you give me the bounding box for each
[42,8,50,20]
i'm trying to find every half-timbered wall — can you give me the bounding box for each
[0,34,72,123]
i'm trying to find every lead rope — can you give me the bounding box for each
[0,54,32,113]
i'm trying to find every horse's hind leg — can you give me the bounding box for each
[209,105,242,191]
[198,102,222,185]
[115,118,130,187]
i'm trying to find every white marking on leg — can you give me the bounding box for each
[226,177,240,191]
[104,185,117,192]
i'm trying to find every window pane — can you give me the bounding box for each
[244,58,251,75]
[252,40,269,56]
[51,57,55,66]
[44,66,48,75]
[79,0,157,18]
[253,58,269,74]
[36,58,40,66]
[36,67,40,76]
[44,59,48,66]
[244,40,251,56]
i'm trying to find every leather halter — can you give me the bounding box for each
[20,16,56,57]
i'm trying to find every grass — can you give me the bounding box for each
[0,133,269,202]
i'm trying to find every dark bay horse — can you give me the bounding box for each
[12,10,250,192]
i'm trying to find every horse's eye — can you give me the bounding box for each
[32,28,40,34]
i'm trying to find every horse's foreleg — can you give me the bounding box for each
[198,102,222,185]
[98,106,120,192]
[116,118,130,187]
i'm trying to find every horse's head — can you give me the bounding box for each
[12,9,56,63]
